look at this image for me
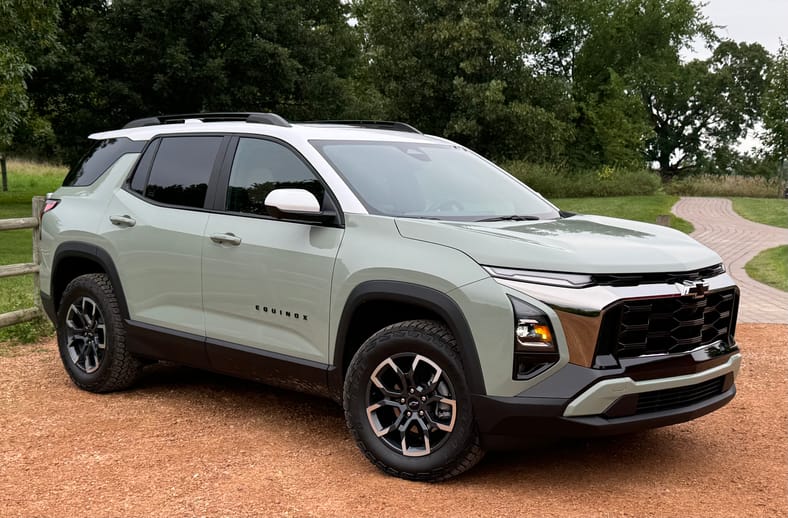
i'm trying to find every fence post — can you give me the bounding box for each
[32,196,44,312]
[1,155,7,192]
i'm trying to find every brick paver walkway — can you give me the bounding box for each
[672,197,788,323]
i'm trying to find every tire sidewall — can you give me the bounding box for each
[345,326,476,475]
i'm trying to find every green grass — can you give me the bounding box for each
[550,195,694,234]
[731,197,788,229]
[0,159,65,343]
[745,245,788,292]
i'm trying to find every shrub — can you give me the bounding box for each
[664,174,785,198]
[501,161,662,198]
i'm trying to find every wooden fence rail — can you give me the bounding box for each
[0,196,45,329]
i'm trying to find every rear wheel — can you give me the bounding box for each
[56,273,141,392]
[344,320,484,481]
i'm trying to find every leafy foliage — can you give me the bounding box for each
[29,0,361,162]
[762,42,788,165]
[7,0,787,179]
[642,41,771,178]
[0,0,59,148]
[353,0,573,160]
[503,161,661,197]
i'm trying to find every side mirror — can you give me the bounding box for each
[264,188,339,225]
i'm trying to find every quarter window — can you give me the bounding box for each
[226,138,324,216]
[64,138,145,187]
[143,136,223,208]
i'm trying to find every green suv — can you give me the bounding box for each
[39,113,741,481]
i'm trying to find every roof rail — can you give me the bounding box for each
[299,120,422,134]
[123,112,291,129]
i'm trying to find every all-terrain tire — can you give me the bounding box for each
[344,319,485,481]
[56,273,142,393]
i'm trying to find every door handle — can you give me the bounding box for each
[109,215,136,227]
[210,233,242,246]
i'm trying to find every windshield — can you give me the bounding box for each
[311,140,560,221]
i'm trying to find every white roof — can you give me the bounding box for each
[89,120,446,145]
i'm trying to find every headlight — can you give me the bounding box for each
[486,266,593,288]
[516,319,554,349]
[510,296,560,380]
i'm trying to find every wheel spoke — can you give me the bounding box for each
[432,397,457,432]
[68,304,85,326]
[370,358,407,398]
[412,354,443,391]
[95,324,107,349]
[67,334,86,344]
[85,343,98,373]
[66,319,85,333]
[400,418,431,457]
[75,342,87,364]
[80,299,92,328]
[366,402,405,437]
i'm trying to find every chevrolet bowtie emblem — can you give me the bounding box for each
[680,279,710,299]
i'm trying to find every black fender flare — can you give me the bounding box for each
[332,280,487,396]
[51,241,130,319]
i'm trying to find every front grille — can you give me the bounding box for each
[600,287,738,358]
[636,376,725,414]
[591,264,725,287]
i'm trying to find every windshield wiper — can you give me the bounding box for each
[476,215,540,222]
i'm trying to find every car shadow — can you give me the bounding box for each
[130,361,707,483]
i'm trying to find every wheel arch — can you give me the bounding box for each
[332,281,486,397]
[51,242,129,320]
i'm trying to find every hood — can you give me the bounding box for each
[395,215,721,274]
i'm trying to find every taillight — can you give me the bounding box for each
[42,199,60,214]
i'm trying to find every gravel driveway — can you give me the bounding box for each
[1,324,786,517]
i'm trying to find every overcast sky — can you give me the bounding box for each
[695,0,786,56]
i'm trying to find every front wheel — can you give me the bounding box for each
[343,320,484,481]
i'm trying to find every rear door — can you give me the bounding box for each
[99,135,227,338]
[201,136,344,368]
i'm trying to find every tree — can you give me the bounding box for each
[541,0,713,170]
[762,42,788,166]
[0,0,59,148]
[28,0,360,162]
[641,41,771,178]
[353,0,573,161]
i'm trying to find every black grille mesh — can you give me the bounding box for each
[636,377,725,414]
[604,288,737,358]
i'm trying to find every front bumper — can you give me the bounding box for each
[473,346,740,449]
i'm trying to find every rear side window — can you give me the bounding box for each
[142,136,223,209]
[226,138,325,216]
[63,138,145,187]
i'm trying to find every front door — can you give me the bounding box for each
[201,137,344,366]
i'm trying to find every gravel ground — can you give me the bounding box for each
[1,323,786,518]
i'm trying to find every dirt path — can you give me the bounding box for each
[1,325,786,517]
